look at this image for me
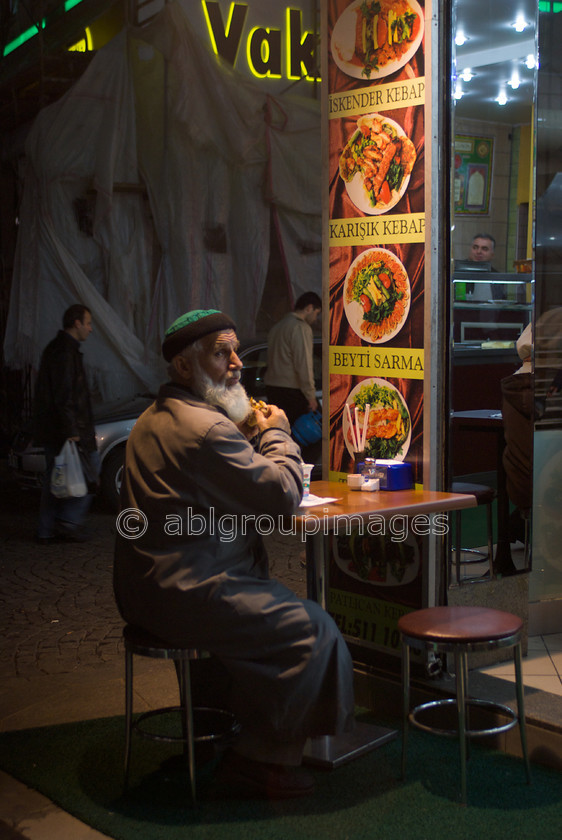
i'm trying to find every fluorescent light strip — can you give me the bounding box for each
[3,21,45,56]
[2,0,86,57]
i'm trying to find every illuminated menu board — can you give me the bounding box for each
[325,0,426,487]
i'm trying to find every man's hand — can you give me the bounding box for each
[237,402,291,438]
[308,398,318,413]
[255,403,291,434]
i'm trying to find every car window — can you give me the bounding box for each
[240,345,269,398]
[240,339,322,400]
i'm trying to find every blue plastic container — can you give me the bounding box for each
[371,460,413,491]
[292,410,322,447]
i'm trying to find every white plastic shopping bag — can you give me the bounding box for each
[50,440,88,498]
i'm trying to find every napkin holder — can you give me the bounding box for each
[371,460,413,491]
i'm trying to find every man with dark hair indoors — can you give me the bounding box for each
[468,233,496,266]
[264,291,322,425]
[113,309,354,799]
[33,303,100,544]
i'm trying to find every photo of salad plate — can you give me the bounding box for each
[343,378,411,461]
[339,113,416,215]
[331,0,424,81]
[343,247,410,343]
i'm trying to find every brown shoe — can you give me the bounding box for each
[216,750,315,799]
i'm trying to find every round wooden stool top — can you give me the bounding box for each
[398,606,523,644]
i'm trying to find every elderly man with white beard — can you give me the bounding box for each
[113,309,355,799]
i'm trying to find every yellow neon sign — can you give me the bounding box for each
[202,1,320,82]
[68,27,93,52]
[246,26,282,79]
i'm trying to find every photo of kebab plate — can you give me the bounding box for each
[343,378,411,461]
[331,0,424,81]
[343,247,410,343]
[339,113,416,215]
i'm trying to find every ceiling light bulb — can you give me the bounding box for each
[454,80,463,100]
[526,54,536,70]
[496,89,508,106]
[510,70,520,90]
[461,68,473,82]
[513,14,527,33]
[455,31,467,47]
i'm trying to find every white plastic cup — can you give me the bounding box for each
[302,463,314,497]
[346,473,364,490]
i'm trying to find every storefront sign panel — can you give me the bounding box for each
[323,0,430,657]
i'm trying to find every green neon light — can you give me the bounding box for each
[3,21,45,56]
[539,1,562,11]
[2,0,85,57]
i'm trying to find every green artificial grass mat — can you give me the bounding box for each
[1,714,562,840]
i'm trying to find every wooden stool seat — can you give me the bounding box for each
[398,606,531,804]
[399,606,522,645]
[123,624,240,803]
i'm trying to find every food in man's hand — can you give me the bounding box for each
[246,398,269,426]
[353,0,421,79]
[339,113,416,212]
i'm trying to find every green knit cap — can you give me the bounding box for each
[162,309,236,361]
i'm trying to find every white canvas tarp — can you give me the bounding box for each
[3,2,321,401]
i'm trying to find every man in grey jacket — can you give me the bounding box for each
[113,309,354,799]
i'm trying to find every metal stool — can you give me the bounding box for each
[451,481,496,584]
[398,606,531,804]
[123,624,240,802]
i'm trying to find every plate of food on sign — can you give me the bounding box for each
[339,113,416,215]
[343,247,410,343]
[343,378,411,462]
[331,0,424,81]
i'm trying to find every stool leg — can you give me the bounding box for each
[523,517,531,570]
[400,639,410,780]
[455,649,468,805]
[460,651,471,761]
[124,649,133,790]
[514,642,532,784]
[178,659,197,803]
[455,510,462,585]
[486,502,495,577]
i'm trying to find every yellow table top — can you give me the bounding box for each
[297,480,476,527]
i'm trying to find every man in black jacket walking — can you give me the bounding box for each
[33,304,100,543]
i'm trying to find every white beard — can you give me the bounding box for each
[191,365,251,424]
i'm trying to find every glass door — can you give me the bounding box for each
[449,0,537,581]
